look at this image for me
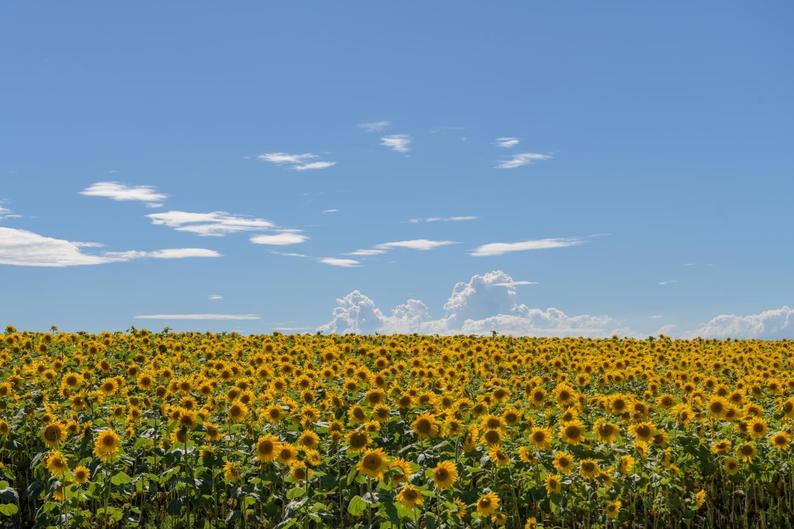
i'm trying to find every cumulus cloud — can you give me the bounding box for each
[686,306,794,339]
[319,257,361,268]
[0,227,219,267]
[147,210,274,237]
[380,134,411,154]
[318,270,618,337]
[495,137,520,148]
[250,232,308,246]
[408,216,477,224]
[257,152,336,171]
[358,121,391,133]
[134,313,260,321]
[496,152,552,169]
[349,239,456,257]
[471,237,583,257]
[80,182,167,207]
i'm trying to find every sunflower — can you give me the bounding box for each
[223,461,241,483]
[93,429,120,462]
[277,443,298,465]
[491,512,507,526]
[618,454,635,475]
[544,474,562,494]
[395,484,423,508]
[389,458,413,486]
[579,459,600,479]
[227,401,248,423]
[347,430,370,452]
[255,434,280,463]
[746,417,768,439]
[431,460,458,489]
[73,465,91,484]
[605,500,622,519]
[289,461,309,481]
[525,517,538,529]
[770,431,791,450]
[489,447,512,467]
[476,491,500,516]
[629,422,655,443]
[357,448,389,480]
[41,422,66,448]
[529,427,552,450]
[298,430,320,451]
[594,419,620,444]
[553,451,575,474]
[736,442,757,462]
[560,420,586,445]
[412,413,439,439]
[724,456,740,475]
[45,451,69,476]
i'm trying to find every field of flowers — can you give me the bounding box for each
[0,327,791,528]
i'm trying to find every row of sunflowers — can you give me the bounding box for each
[0,326,792,528]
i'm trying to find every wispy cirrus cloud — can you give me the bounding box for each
[257,152,336,171]
[147,210,274,237]
[319,257,361,268]
[357,121,391,133]
[134,313,260,321]
[380,134,411,154]
[0,227,219,267]
[658,280,678,286]
[471,237,583,257]
[0,203,21,220]
[250,232,308,246]
[209,294,223,300]
[408,215,477,224]
[349,239,457,257]
[495,137,520,148]
[80,182,167,207]
[495,152,552,169]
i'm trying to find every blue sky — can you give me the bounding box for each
[2,1,793,337]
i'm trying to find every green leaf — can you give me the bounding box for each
[348,495,369,517]
[0,503,17,516]
[286,487,305,500]
[111,471,133,486]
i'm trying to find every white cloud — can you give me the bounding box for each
[492,280,538,287]
[358,121,391,133]
[686,306,794,339]
[147,210,274,237]
[380,134,411,154]
[408,216,477,224]
[658,280,678,286]
[471,237,583,257]
[250,232,308,246]
[0,204,21,220]
[322,209,340,214]
[271,251,308,258]
[134,313,260,321]
[376,239,456,251]
[209,294,223,300]
[319,257,361,268]
[257,152,336,171]
[318,270,618,336]
[80,182,167,207]
[495,137,520,148]
[496,152,552,169]
[349,239,456,257]
[0,227,219,267]
[348,248,388,257]
[295,161,336,171]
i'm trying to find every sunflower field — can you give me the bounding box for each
[0,327,792,529]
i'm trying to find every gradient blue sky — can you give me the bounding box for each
[2,1,792,337]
